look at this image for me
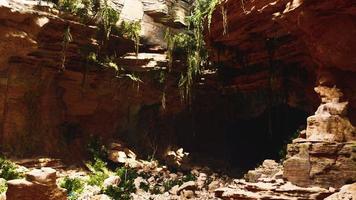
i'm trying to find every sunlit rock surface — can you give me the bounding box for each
[0,0,189,160]
[283,86,356,188]
[6,167,66,200]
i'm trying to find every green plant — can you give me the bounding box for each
[85,158,110,187]
[0,157,23,180]
[58,0,80,13]
[87,171,109,188]
[105,185,133,200]
[103,166,138,199]
[116,21,141,56]
[97,0,120,41]
[166,0,222,104]
[60,176,85,200]
[116,167,138,182]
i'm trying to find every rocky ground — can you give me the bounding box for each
[1,144,355,200]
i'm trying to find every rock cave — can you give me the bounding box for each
[0,0,355,199]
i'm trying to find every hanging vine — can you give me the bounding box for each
[177,0,223,104]
[60,25,73,72]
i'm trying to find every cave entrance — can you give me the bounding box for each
[177,101,309,174]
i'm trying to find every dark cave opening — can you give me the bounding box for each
[176,100,309,174]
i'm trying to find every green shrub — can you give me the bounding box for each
[85,158,110,188]
[60,177,84,200]
[116,167,138,182]
[87,171,109,188]
[105,185,132,200]
[0,157,23,180]
[100,167,138,200]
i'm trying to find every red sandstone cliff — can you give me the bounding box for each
[206,0,356,188]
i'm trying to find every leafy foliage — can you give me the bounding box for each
[60,177,85,200]
[57,0,80,13]
[165,0,222,104]
[85,158,110,188]
[105,185,133,200]
[104,166,138,200]
[0,157,23,180]
[97,0,120,41]
[116,21,141,55]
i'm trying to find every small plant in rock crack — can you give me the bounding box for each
[60,176,85,200]
[0,156,23,180]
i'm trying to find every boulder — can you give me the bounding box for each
[6,168,66,200]
[325,183,356,200]
[103,176,121,188]
[26,167,57,184]
[245,159,283,183]
[177,181,197,195]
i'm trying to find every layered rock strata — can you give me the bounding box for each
[0,0,190,159]
[207,0,356,189]
[283,86,356,188]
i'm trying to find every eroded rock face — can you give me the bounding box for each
[283,86,356,188]
[0,0,191,159]
[206,0,356,121]
[207,0,356,189]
